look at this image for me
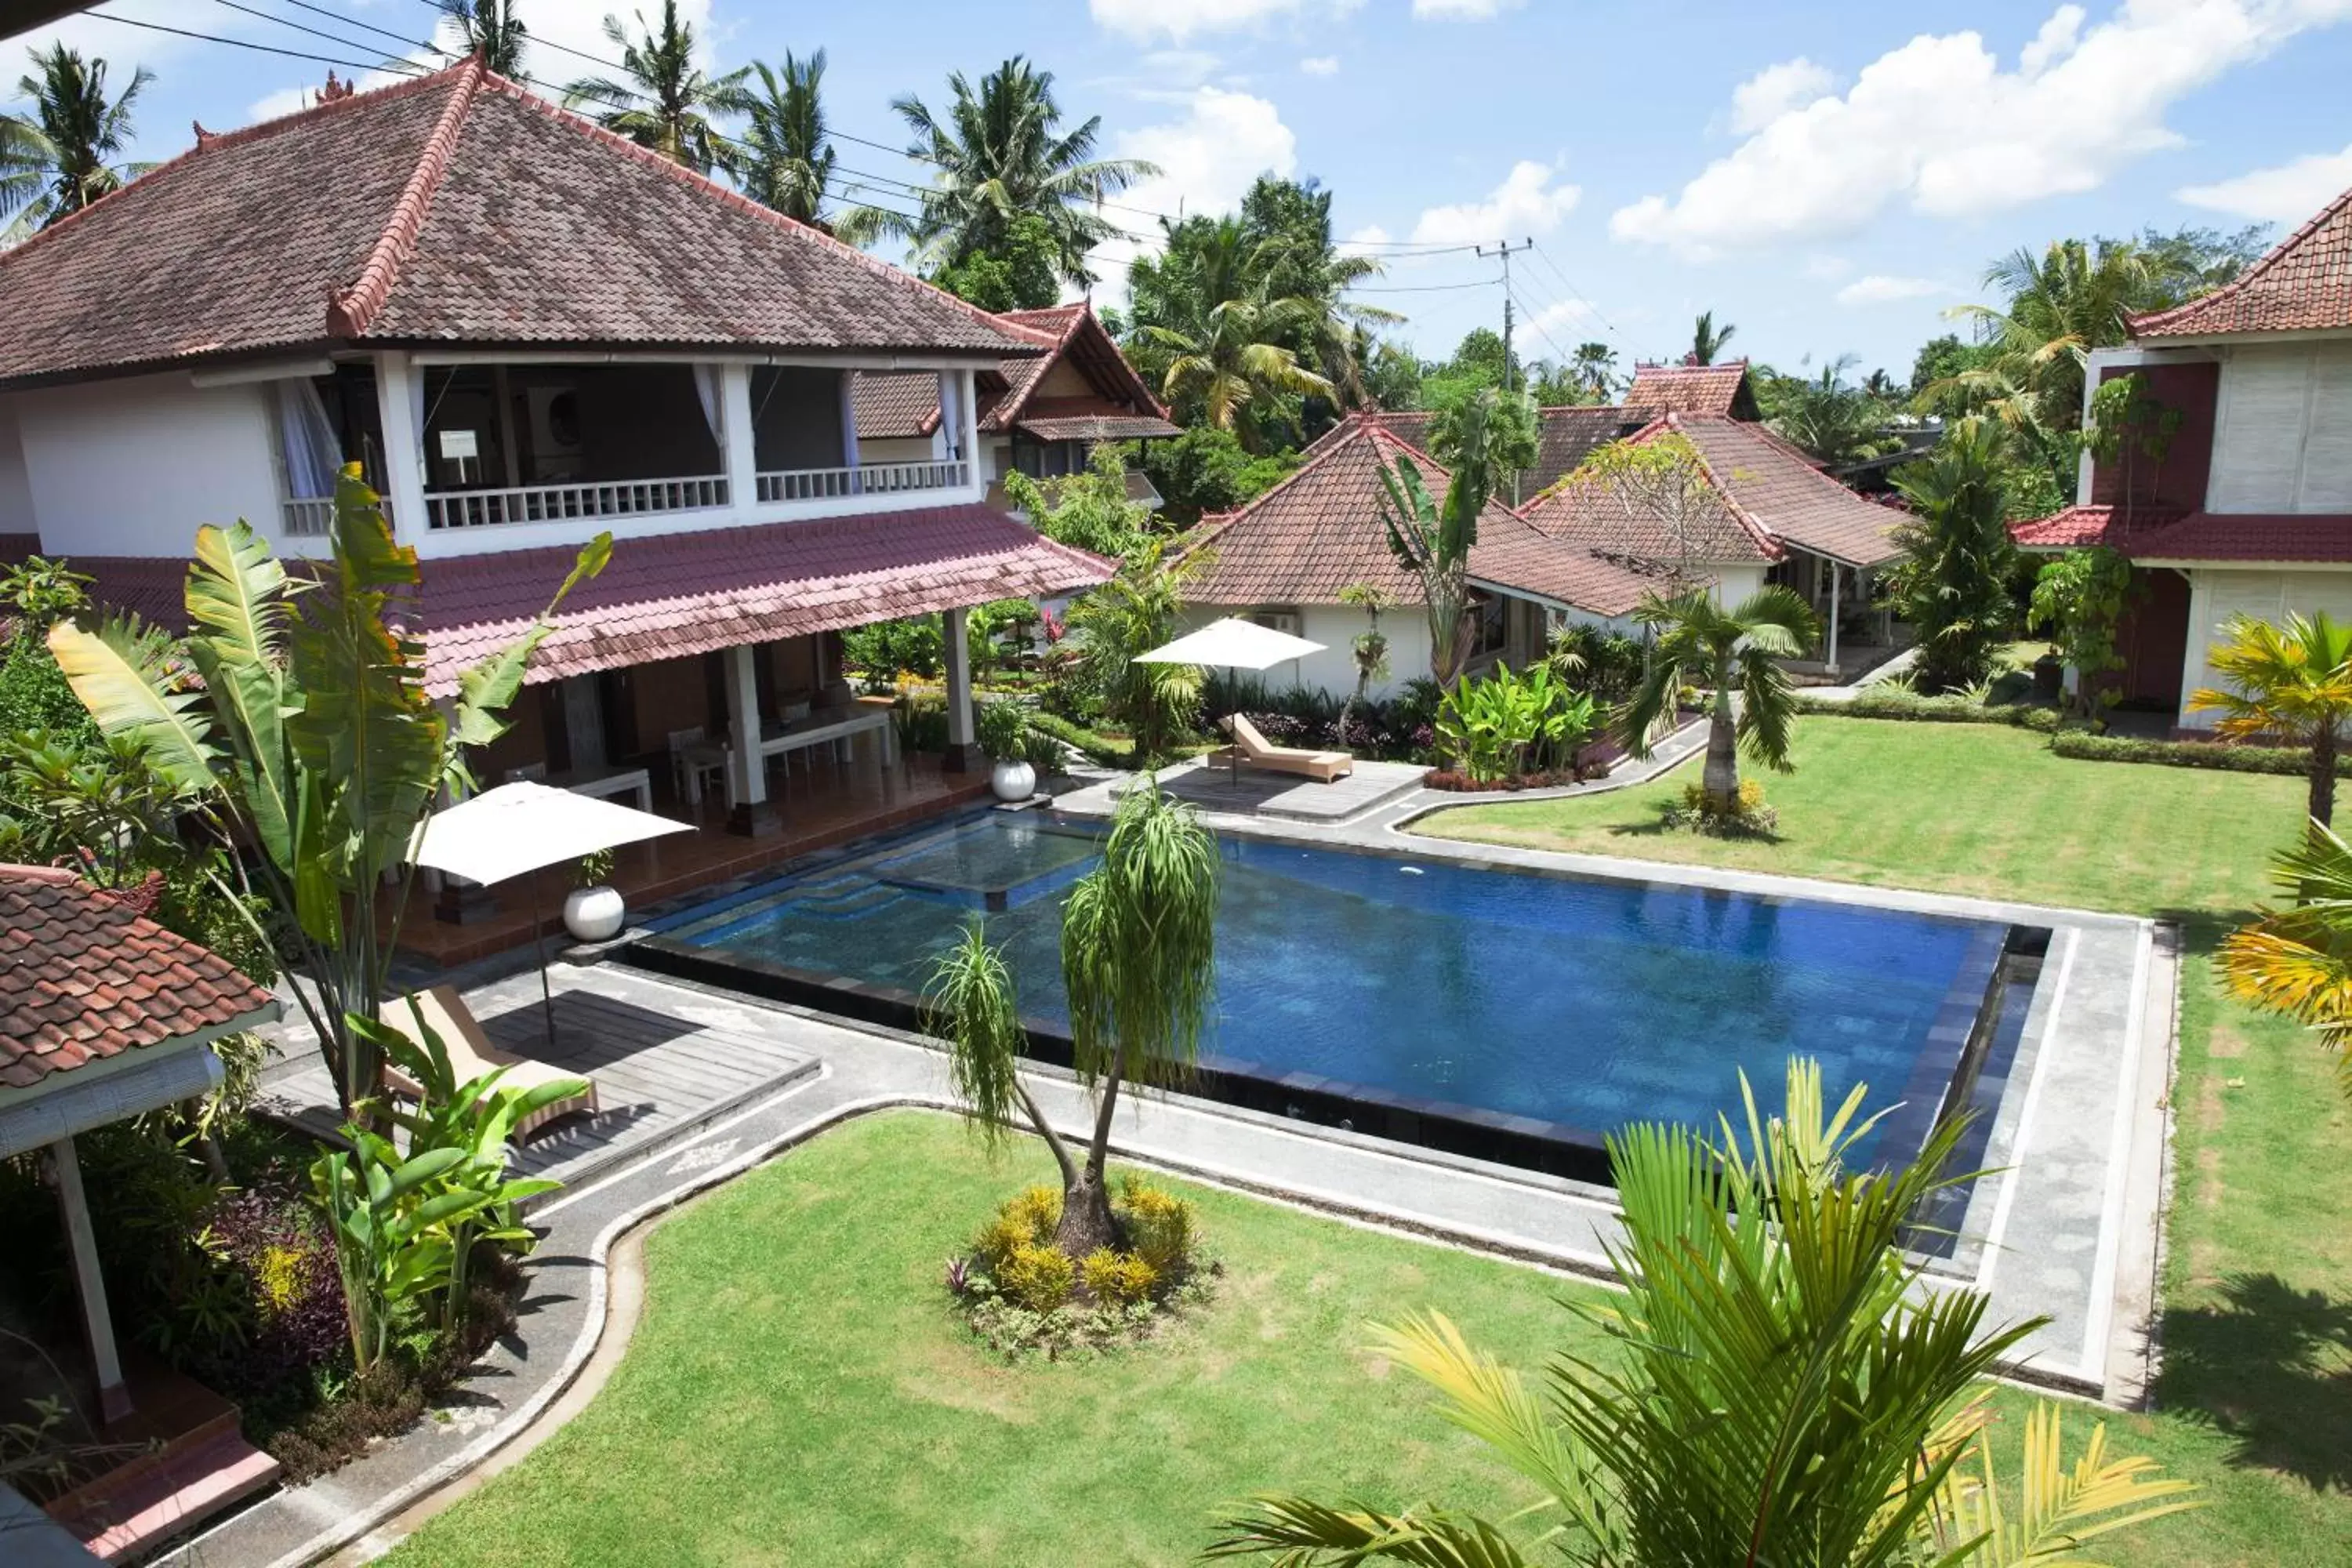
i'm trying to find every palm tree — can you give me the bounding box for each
[1,44,154,238]
[562,2,753,176]
[927,780,1218,1255]
[2219,822,2352,1102]
[1689,308,1736,365]
[1771,354,1896,467]
[435,0,527,75]
[1886,418,2018,693]
[1623,585,1820,811]
[2189,611,2352,829]
[1570,340,1617,401]
[1142,296,1334,450]
[740,51,833,225]
[874,57,1154,289]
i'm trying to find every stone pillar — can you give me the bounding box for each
[722,362,758,510]
[375,349,430,544]
[725,641,779,835]
[942,606,976,773]
[52,1137,131,1424]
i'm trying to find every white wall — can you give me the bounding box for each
[2178,565,2352,728]
[2209,341,2352,514]
[16,372,282,557]
[1714,564,1768,608]
[0,396,33,537]
[1183,601,1433,701]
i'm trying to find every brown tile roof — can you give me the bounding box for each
[1342,405,1652,495]
[0,866,274,1091]
[1012,408,1181,442]
[1519,415,1782,569]
[2131,182,2352,339]
[1623,361,1761,419]
[2008,503,2187,552]
[982,303,1170,434]
[1675,416,1907,568]
[2129,510,2352,564]
[1184,414,1653,616]
[852,372,945,441]
[851,305,1170,445]
[0,60,1036,391]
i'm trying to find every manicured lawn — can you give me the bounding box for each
[383,1112,1596,1567]
[1423,716,2352,1567]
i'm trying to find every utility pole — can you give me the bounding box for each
[1476,238,1534,392]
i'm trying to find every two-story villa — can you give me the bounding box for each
[2013,180,2352,728]
[0,60,1113,943]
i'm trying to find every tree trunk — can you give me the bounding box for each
[1702,690,1739,811]
[1055,1040,1130,1258]
[2313,724,2337,829]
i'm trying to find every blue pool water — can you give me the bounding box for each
[656,815,2010,1164]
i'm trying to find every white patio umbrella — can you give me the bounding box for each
[410,781,691,1047]
[1134,616,1327,787]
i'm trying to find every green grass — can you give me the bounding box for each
[1422,716,2352,1566]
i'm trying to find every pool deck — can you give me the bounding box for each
[1117,757,1429,821]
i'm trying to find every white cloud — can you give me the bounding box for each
[1730,57,1834,135]
[1412,0,1524,16]
[1301,56,1341,75]
[1092,87,1300,291]
[1836,274,1947,304]
[1410,160,1581,244]
[1529,297,1599,336]
[1089,0,1361,44]
[1803,253,1853,281]
[1345,224,1393,247]
[1612,0,2352,259]
[2180,142,2352,220]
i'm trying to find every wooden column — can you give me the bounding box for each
[51,1137,131,1425]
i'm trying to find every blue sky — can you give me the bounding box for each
[11,1,2352,385]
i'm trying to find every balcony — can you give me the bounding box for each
[755,459,970,505]
[281,495,336,537]
[424,475,730,532]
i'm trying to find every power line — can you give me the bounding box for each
[1528,241,1628,348]
[88,9,423,75]
[1351,278,1500,295]
[208,0,442,69]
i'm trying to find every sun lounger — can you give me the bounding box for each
[378,985,598,1139]
[1219,713,1354,783]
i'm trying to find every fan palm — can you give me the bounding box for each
[1210,1060,2197,1566]
[2218,822,2352,1102]
[562,2,753,176]
[872,57,1154,289]
[1,44,154,238]
[1623,585,1820,811]
[1690,309,1737,365]
[435,0,527,75]
[1886,417,2017,693]
[2189,611,2352,829]
[740,51,833,225]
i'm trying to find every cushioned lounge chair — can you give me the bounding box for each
[1218,713,1354,783]
[378,985,598,1139]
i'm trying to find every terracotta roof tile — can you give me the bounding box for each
[852,372,944,441]
[2008,503,2186,552]
[2129,510,2352,564]
[1520,415,1781,568]
[1345,406,1653,495]
[2131,182,2352,339]
[0,867,274,1090]
[0,62,1035,391]
[1623,361,1759,419]
[1675,416,1907,568]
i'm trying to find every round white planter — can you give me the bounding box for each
[989,758,1037,803]
[562,884,627,944]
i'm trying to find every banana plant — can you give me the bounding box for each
[49,466,611,1113]
[311,1132,495,1374]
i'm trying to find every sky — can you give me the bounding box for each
[8,0,2352,387]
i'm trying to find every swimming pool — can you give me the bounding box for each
[640,813,2035,1178]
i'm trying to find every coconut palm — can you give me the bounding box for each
[1142,296,1334,451]
[927,780,1218,1255]
[1623,585,1820,811]
[1689,309,1736,365]
[1570,340,1617,401]
[1209,1060,2196,1567]
[1886,417,2017,693]
[561,2,753,176]
[740,51,833,225]
[2219,822,2352,1102]
[435,0,527,75]
[871,57,1154,289]
[2189,611,2352,829]
[1,44,154,238]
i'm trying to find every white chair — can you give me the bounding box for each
[668,726,728,808]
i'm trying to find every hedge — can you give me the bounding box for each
[1023,711,1129,769]
[1795,689,2060,731]
[2047,729,2351,779]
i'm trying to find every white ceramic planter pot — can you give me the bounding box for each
[563,884,627,944]
[990,759,1037,803]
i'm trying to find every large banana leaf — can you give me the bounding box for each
[45,613,219,793]
[183,521,300,864]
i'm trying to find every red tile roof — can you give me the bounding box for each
[1011,408,1181,442]
[2131,182,2352,339]
[1623,361,1760,419]
[2008,503,2187,553]
[1184,414,1654,616]
[852,372,944,441]
[984,303,1170,434]
[851,304,1170,445]
[0,60,1036,391]
[1338,406,1653,495]
[0,866,275,1091]
[2130,510,2352,564]
[1519,415,1781,568]
[1675,416,1907,568]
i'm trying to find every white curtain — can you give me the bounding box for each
[410,367,426,470]
[937,370,961,461]
[693,363,724,452]
[277,379,343,499]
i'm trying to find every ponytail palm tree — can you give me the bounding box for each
[926,780,1218,1255]
[1623,585,1819,811]
[2189,610,2352,829]
[1210,1060,2196,1566]
[2219,822,2352,1102]
[563,2,753,176]
[1,44,155,238]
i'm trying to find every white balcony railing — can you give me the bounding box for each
[282,496,336,537]
[423,474,730,532]
[755,459,969,504]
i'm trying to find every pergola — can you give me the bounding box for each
[0,866,278,1425]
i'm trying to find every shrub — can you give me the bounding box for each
[1021,724,1069,777]
[975,698,1028,761]
[1080,1248,1158,1307]
[842,615,943,681]
[972,1185,1061,1274]
[1025,710,1126,768]
[891,693,949,755]
[1116,1175,1196,1276]
[1664,779,1778,837]
[2049,729,2352,777]
[998,1242,1076,1312]
[1796,688,2060,730]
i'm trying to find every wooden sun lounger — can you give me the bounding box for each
[378,985,599,1139]
[1220,713,1354,783]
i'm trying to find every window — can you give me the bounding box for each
[1248,608,1302,637]
[1468,593,1508,658]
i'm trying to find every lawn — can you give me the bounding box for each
[1423,715,2352,1566]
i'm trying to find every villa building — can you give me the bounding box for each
[2012,180,2352,728]
[0,58,1113,947]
